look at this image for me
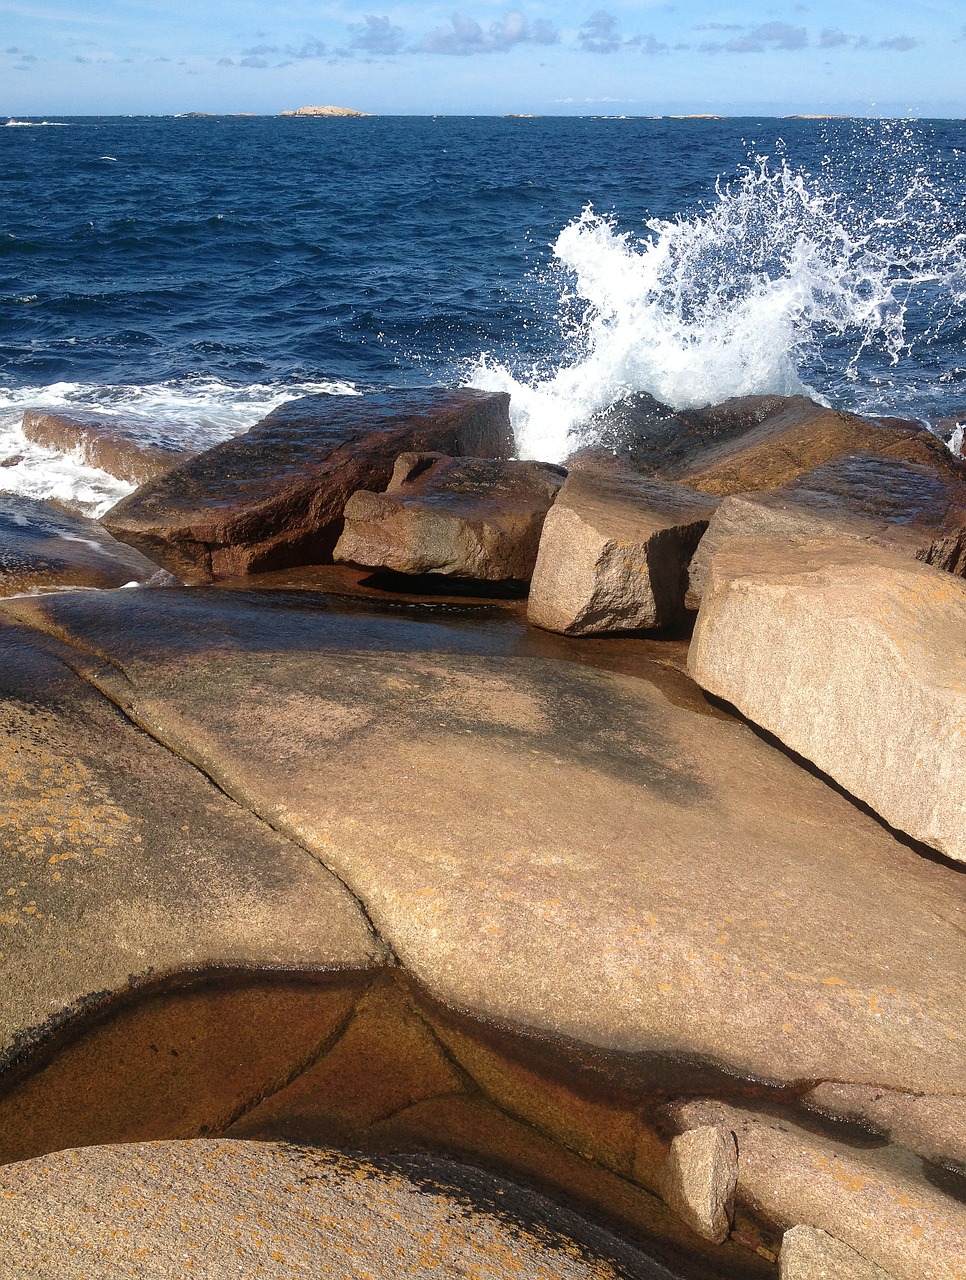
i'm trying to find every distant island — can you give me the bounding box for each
[279,105,372,118]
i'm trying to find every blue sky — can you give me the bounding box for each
[2,1,964,117]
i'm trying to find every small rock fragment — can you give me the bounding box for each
[659,1124,737,1244]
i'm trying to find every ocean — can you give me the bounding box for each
[1,113,964,515]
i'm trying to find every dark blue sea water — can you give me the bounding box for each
[1,114,964,509]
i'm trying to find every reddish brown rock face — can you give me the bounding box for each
[20,409,197,486]
[686,451,966,606]
[335,452,566,582]
[100,388,512,583]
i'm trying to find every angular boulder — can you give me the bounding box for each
[671,1099,964,1280]
[21,408,197,487]
[669,397,965,496]
[101,388,512,583]
[0,1140,672,1280]
[527,468,717,634]
[0,494,172,597]
[334,452,565,582]
[689,538,966,863]
[660,1125,737,1244]
[686,451,966,606]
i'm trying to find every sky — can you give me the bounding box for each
[2,0,965,118]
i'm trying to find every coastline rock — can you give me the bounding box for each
[334,453,565,582]
[0,611,382,1156]
[0,494,173,596]
[100,388,512,583]
[686,451,966,606]
[670,1099,964,1280]
[8,587,963,1096]
[527,468,717,634]
[0,1140,672,1279]
[660,1125,737,1244]
[801,1082,966,1171]
[280,105,372,117]
[780,1227,897,1280]
[669,396,966,495]
[21,408,198,486]
[688,538,966,862]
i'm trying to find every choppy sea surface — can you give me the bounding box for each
[1,114,964,513]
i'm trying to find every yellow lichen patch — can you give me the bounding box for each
[0,703,132,870]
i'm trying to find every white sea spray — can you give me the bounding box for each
[471,134,966,463]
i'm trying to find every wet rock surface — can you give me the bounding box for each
[689,538,966,862]
[101,388,512,583]
[686,452,966,606]
[528,468,717,634]
[335,452,565,581]
[0,495,170,597]
[0,610,383,1081]
[20,408,198,487]
[6,588,961,1094]
[0,1139,678,1279]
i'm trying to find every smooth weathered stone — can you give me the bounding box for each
[0,612,383,1083]
[7,588,963,1098]
[686,452,966,606]
[334,453,565,581]
[672,1100,963,1280]
[780,1226,898,1280]
[660,1126,737,1244]
[21,408,197,486]
[101,388,512,583]
[0,495,172,596]
[689,538,966,862]
[801,1082,966,1171]
[0,1140,675,1279]
[527,469,717,634]
[670,397,966,495]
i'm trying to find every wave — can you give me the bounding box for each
[4,120,69,127]
[0,375,358,517]
[471,129,966,463]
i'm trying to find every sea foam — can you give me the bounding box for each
[472,135,966,463]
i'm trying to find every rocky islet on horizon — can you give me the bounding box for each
[0,386,963,1280]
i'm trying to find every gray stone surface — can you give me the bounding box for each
[689,537,966,863]
[527,468,716,634]
[0,495,171,597]
[334,452,565,580]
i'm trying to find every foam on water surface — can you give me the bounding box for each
[0,377,358,517]
[471,128,966,462]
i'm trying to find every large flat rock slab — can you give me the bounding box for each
[0,495,171,597]
[7,588,963,1097]
[689,539,966,862]
[21,408,197,487]
[0,1139,675,1279]
[101,388,512,582]
[0,612,383,1078]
